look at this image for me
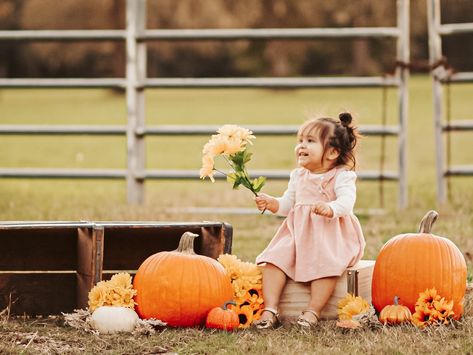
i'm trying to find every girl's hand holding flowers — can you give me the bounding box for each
[254,193,279,214]
[311,201,334,218]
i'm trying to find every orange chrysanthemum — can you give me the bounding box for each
[412,288,455,328]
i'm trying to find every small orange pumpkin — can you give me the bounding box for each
[379,296,412,325]
[205,301,239,331]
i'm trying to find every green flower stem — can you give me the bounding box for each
[222,155,258,197]
[221,153,265,214]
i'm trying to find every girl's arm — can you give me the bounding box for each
[327,170,357,218]
[274,169,298,216]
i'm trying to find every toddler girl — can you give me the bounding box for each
[253,112,365,329]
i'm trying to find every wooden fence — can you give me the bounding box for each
[0,0,410,208]
[427,0,473,203]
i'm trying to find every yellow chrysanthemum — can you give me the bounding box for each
[199,154,215,182]
[218,254,240,266]
[200,125,265,201]
[109,272,133,289]
[338,293,357,310]
[216,125,255,147]
[337,293,370,320]
[87,272,137,311]
[202,137,226,156]
[88,282,108,311]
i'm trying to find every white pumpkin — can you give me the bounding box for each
[90,306,139,334]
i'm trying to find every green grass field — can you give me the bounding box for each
[1,75,473,353]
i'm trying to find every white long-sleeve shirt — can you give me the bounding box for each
[275,168,357,218]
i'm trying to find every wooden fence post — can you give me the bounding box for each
[126,0,147,203]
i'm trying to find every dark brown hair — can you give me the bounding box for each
[297,112,360,169]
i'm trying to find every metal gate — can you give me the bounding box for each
[0,0,410,208]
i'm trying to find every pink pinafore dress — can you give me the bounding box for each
[256,167,365,282]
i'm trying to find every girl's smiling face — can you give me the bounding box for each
[295,131,339,173]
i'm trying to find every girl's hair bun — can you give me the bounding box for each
[339,112,352,127]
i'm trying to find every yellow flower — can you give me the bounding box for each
[338,293,357,310]
[87,272,137,311]
[200,125,265,197]
[202,136,227,156]
[199,154,215,182]
[88,282,108,311]
[244,289,265,311]
[217,125,255,147]
[337,293,369,320]
[223,136,245,155]
[109,272,133,289]
[235,305,254,329]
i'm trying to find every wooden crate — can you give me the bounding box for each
[0,221,232,315]
[278,260,375,320]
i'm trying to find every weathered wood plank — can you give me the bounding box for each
[76,226,104,309]
[0,273,76,315]
[0,228,76,270]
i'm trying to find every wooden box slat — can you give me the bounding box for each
[0,273,76,315]
[278,260,375,320]
[76,226,104,309]
[0,228,77,270]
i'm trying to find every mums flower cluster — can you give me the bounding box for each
[337,293,370,320]
[88,273,137,311]
[200,125,265,196]
[218,254,264,329]
[412,288,455,328]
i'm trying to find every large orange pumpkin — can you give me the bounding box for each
[133,232,233,327]
[372,210,467,319]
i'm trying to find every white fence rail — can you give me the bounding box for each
[0,0,410,208]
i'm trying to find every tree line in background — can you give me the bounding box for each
[0,0,472,79]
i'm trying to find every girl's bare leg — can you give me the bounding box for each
[301,276,338,322]
[259,263,287,320]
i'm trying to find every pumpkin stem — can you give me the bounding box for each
[176,232,199,254]
[394,295,399,305]
[418,210,439,233]
[223,301,237,310]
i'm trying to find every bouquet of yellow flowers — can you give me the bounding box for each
[200,125,265,197]
[88,273,137,311]
[218,254,265,329]
[412,288,455,328]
